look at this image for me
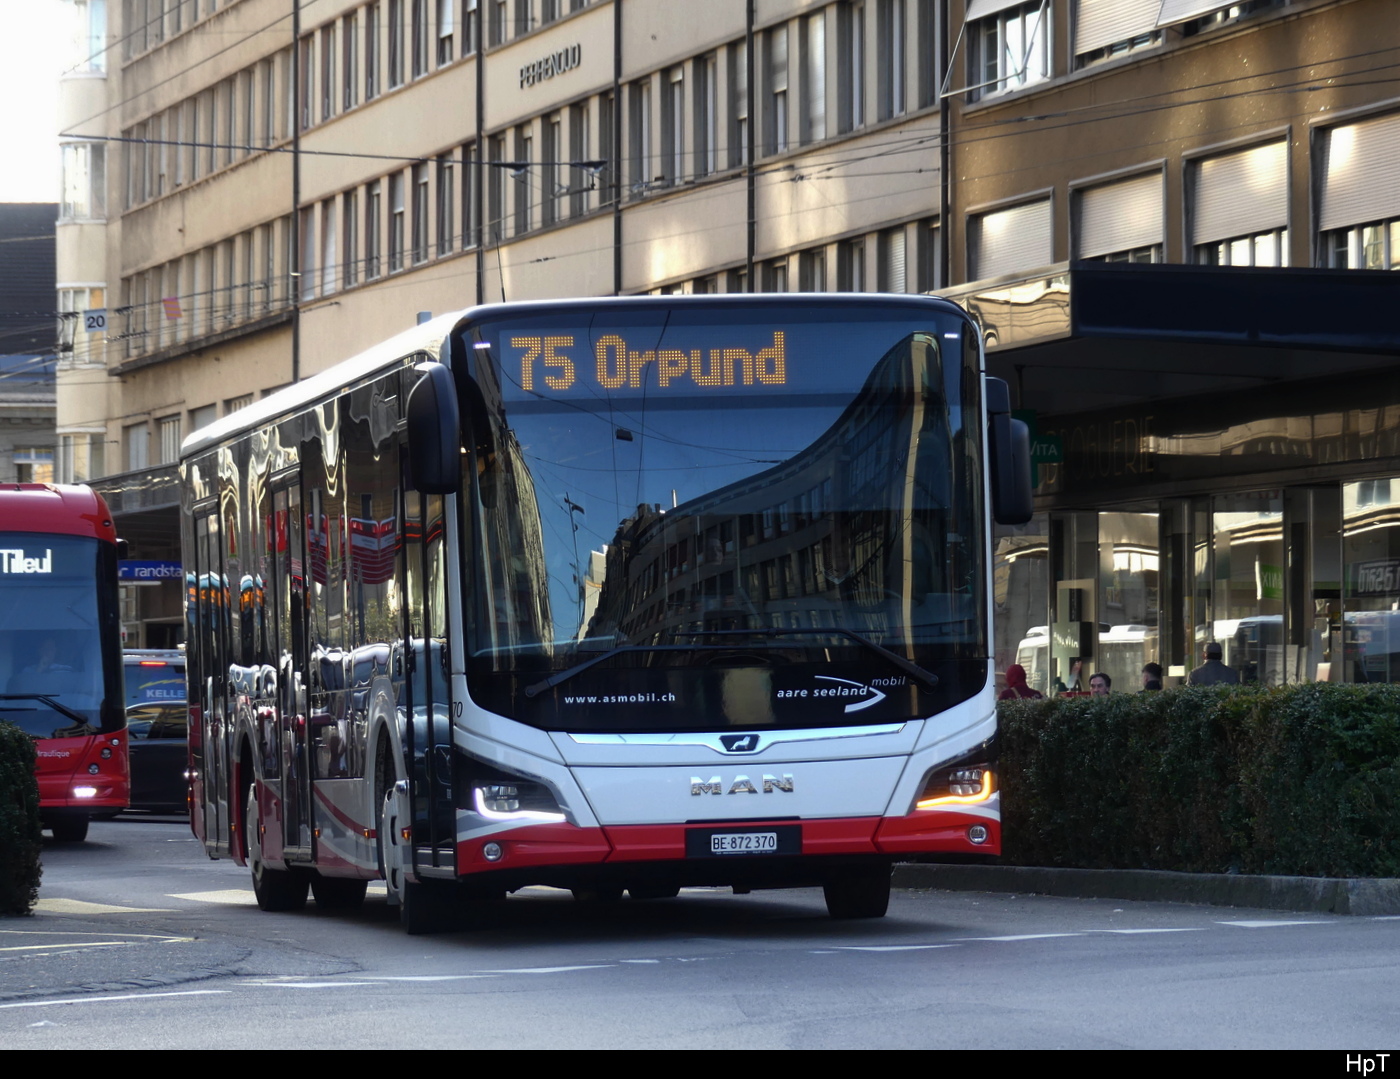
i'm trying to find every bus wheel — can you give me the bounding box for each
[49,817,89,843]
[823,866,891,920]
[310,875,368,910]
[246,787,308,912]
[378,784,455,934]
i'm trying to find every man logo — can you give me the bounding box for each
[691,774,795,795]
[720,733,759,753]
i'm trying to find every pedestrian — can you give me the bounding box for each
[1088,672,1111,696]
[1188,642,1240,686]
[1141,662,1163,691]
[999,663,1044,700]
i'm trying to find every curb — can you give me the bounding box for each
[892,863,1400,916]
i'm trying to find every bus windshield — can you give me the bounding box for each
[0,534,118,738]
[459,298,986,732]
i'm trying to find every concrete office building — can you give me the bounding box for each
[54,0,1400,665]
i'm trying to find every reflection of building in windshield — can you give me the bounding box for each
[580,333,969,650]
[473,345,552,660]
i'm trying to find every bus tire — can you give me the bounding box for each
[247,787,308,912]
[823,866,892,920]
[49,816,89,843]
[310,875,368,910]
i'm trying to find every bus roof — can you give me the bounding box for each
[0,484,118,543]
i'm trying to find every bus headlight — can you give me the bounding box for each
[73,786,98,798]
[916,763,995,809]
[462,758,568,823]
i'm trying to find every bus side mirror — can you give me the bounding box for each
[986,376,1033,525]
[406,362,461,494]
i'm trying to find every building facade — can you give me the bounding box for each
[54,0,1400,666]
[0,203,57,487]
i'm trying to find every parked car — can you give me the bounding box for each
[123,649,188,813]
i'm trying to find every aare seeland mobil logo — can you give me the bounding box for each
[0,548,52,574]
[774,675,894,713]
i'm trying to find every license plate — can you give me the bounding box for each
[712,831,776,854]
[686,824,800,858]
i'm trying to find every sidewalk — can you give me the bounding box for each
[893,862,1400,915]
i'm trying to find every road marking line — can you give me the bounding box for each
[1217,920,1330,928]
[1087,928,1206,935]
[168,890,259,905]
[832,944,957,952]
[954,933,1082,942]
[33,899,171,915]
[0,990,228,1010]
[0,942,142,954]
[477,964,614,974]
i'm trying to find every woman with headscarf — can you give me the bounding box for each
[999,663,1043,700]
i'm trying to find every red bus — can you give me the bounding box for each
[0,485,128,841]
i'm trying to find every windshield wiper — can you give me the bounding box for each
[0,694,93,727]
[680,628,940,690]
[523,644,701,698]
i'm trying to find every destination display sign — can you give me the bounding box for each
[510,330,789,394]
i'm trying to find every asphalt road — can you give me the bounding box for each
[3,818,1398,1050]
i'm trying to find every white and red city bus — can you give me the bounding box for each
[181,296,1030,931]
[0,485,128,841]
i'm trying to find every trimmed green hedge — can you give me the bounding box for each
[0,720,42,915]
[998,684,1400,878]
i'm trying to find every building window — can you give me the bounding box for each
[970,1,1049,99]
[412,162,430,262]
[513,0,530,37]
[125,422,149,472]
[437,0,455,65]
[802,14,826,144]
[321,198,338,294]
[157,417,181,465]
[970,199,1052,280]
[729,40,749,168]
[839,237,866,291]
[463,141,479,246]
[366,179,382,278]
[388,0,405,88]
[487,135,504,240]
[838,1,864,133]
[412,0,430,77]
[464,0,478,54]
[763,259,789,292]
[343,13,358,111]
[695,55,717,176]
[877,0,904,120]
[437,154,455,253]
[366,2,381,99]
[64,0,108,74]
[878,227,906,292]
[298,34,314,130]
[541,0,559,23]
[57,286,107,366]
[190,404,217,434]
[58,433,104,484]
[299,206,317,299]
[14,448,55,485]
[489,0,506,46]
[543,115,561,224]
[766,26,789,156]
[320,24,336,122]
[342,189,359,286]
[629,78,653,195]
[1179,0,1284,37]
[1073,0,1160,69]
[1076,172,1164,262]
[389,172,406,270]
[60,142,106,220]
[799,248,826,291]
[568,104,591,215]
[514,128,532,234]
[663,69,684,184]
[1190,141,1287,265]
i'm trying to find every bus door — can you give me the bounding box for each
[272,483,314,861]
[402,484,455,874]
[192,510,232,855]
